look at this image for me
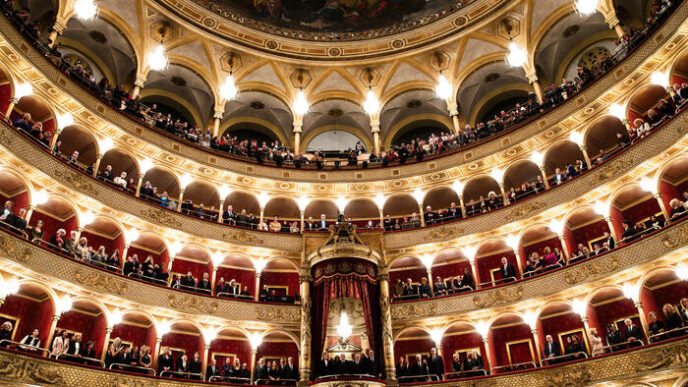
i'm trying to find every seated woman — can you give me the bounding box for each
[647,214,665,231]
[541,247,559,268]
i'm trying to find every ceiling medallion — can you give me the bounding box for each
[88,31,106,43]
[563,25,580,38]
[454,16,467,27]
[203,17,217,28]
[250,101,265,110]
[328,47,342,57]
[170,76,187,87]
[266,41,278,50]
[485,73,500,83]
[406,100,422,108]
[391,40,405,49]
[328,108,343,117]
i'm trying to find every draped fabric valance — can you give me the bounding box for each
[312,259,377,284]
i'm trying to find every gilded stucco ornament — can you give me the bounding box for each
[52,168,99,196]
[595,159,634,182]
[257,305,300,322]
[73,269,128,296]
[636,342,688,371]
[390,302,438,319]
[167,294,219,315]
[564,256,619,285]
[661,222,688,248]
[504,202,546,222]
[222,229,264,244]
[472,286,524,308]
[540,365,592,387]
[0,355,64,385]
[139,208,183,229]
[0,234,31,263]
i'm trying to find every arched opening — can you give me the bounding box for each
[80,216,125,271]
[223,123,280,147]
[170,245,212,295]
[610,184,663,245]
[160,320,204,378]
[54,125,98,169]
[259,258,299,303]
[29,195,78,249]
[520,225,565,276]
[304,199,338,224]
[463,176,502,215]
[224,191,259,228]
[431,249,474,293]
[182,181,220,221]
[584,115,626,165]
[214,254,256,299]
[626,84,671,128]
[97,148,139,192]
[55,298,107,364]
[342,198,379,229]
[393,327,435,381]
[11,94,56,147]
[220,91,293,149]
[208,327,251,379]
[422,187,461,225]
[389,256,426,300]
[0,170,31,225]
[639,268,688,342]
[256,331,300,382]
[390,120,452,148]
[658,156,688,222]
[264,197,300,232]
[564,207,613,264]
[536,302,587,365]
[107,311,157,369]
[441,322,486,378]
[489,314,536,373]
[125,231,169,285]
[475,239,518,288]
[670,51,688,86]
[382,194,420,230]
[0,282,55,351]
[503,160,544,204]
[543,140,586,182]
[586,287,645,351]
[140,167,180,208]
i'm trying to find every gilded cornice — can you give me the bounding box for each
[0,233,301,326]
[152,0,510,61]
[0,338,686,386]
[390,221,688,323]
[0,6,684,193]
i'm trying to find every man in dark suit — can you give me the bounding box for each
[427,347,444,381]
[281,356,298,381]
[206,358,221,381]
[198,272,211,293]
[318,214,329,231]
[499,257,517,283]
[176,354,191,377]
[409,354,429,382]
[366,349,380,378]
[351,353,365,374]
[158,347,174,376]
[11,208,27,231]
[336,354,350,375]
[603,231,616,250]
[222,205,236,225]
[317,353,332,378]
[624,319,643,347]
[543,335,561,364]
[254,357,269,382]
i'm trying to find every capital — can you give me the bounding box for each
[605,14,621,28]
[52,314,61,322]
[105,327,114,334]
[448,106,459,116]
[213,109,224,120]
[293,123,303,134]
[8,97,18,105]
[52,19,67,34]
[156,337,163,343]
[525,71,539,84]
[134,74,147,88]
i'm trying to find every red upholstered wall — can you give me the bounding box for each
[523,237,562,258]
[0,191,29,214]
[476,251,517,286]
[592,298,642,340]
[490,323,533,367]
[259,271,299,297]
[627,109,644,127]
[29,212,77,242]
[41,117,56,135]
[127,246,168,268]
[57,309,107,357]
[672,74,687,85]
[562,227,576,258]
[620,197,661,224]
[440,332,485,371]
[171,259,212,280]
[659,181,680,210]
[538,312,585,353]
[570,219,609,249]
[394,337,435,364]
[431,261,471,281]
[80,230,124,256]
[0,294,54,346]
[257,341,299,366]
[111,322,155,350]
[161,332,203,358]
[209,338,251,367]
[390,267,427,285]
[647,282,688,310]
[216,267,255,292]
[0,83,11,114]
[610,206,624,241]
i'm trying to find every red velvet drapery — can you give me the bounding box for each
[312,259,377,357]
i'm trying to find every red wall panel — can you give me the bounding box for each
[111,323,155,350]
[0,83,11,114]
[476,251,517,286]
[216,267,255,293]
[390,267,427,285]
[431,261,471,282]
[209,337,251,367]
[490,323,533,367]
[620,197,661,225]
[0,293,54,346]
[161,331,203,358]
[29,211,77,242]
[127,246,168,269]
[259,271,299,297]
[570,219,609,249]
[440,332,485,371]
[257,341,299,366]
[56,309,107,357]
[523,237,562,259]
[171,259,212,280]
[659,181,680,210]
[80,230,124,257]
[394,337,435,365]
[647,281,688,310]
[592,298,642,341]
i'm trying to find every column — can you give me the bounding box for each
[166,257,174,274]
[202,344,210,380]
[371,117,381,156]
[604,216,620,243]
[418,203,426,227]
[425,267,434,295]
[448,104,461,136]
[177,189,185,212]
[47,20,65,47]
[482,337,495,374]
[538,166,550,190]
[212,109,223,138]
[93,154,104,178]
[458,195,467,218]
[605,14,626,38]
[653,193,670,221]
[259,207,265,230]
[634,301,651,341]
[531,80,544,105]
[135,175,145,197]
[579,145,592,169]
[250,349,257,382]
[254,273,261,302]
[211,267,218,296]
[498,183,508,206]
[218,199,226,224]
[130,76,146,99]
[558,235,570,261]
[378,209,384,230]
[100,327,113,362]
[580,316,591,337]
[293,115,304,155]
[5,97,18,117]
[512,249,523,279]
[121,243,131,270]
[298,269,312,383]
[75,227,84,242]
[377,265,397,383]
[470,259,480,290]
[25,204,36,225]
[152,337,163,371]
[44,315,61,356]
[530,329,542,366]
[300,210,305,232]
[49,128,63,150]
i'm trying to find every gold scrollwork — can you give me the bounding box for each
[428,225,464,241]
[595,159,633,182]
[390,302,438,319]
[139,208,183,229]
[661,222,688,248]
[52,168,99,196]
[0,234,31,263]
[73,269,128,296]
[167,294,219,315]
[0,355,64,385]
[636,341,688,371]
[504,202,546,222]
[221,229,264,244]
[472,286,524,308]
[257,305,300,322]
[539,364,592,387]
[563,256,619,285]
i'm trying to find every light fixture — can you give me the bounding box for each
[608,103,626,121]
[211,251,225,267]
[168,241,182,257]
[99,137,114,154]
[574,0,598,16]
[475,320,490,338]
[0,278,19,299]
[650,71,669,88]
[254,258,267,274]
[336,310,353,339]
[33,189,48,206]
[373,193,386,210]
[548,218,564,234]
[202,327,218,343]
[506,41,527,68]
[593,201,609,218]
[257,192,271,209]
[505,234,519,250]
[80,211,95,226]
[463,245,478,262]
[157,320,172,336]
[412,189,425,204]
[491,168,504,183]
[140,158,154,174]
[57,113,74,129]
[571,298,586,316]
[14,82,33,100]
[335,196,348,212]
[530,151,544,166]
[420,254,434,270]
[523,310,538,329]
[249,332,263,350]
[107,309,123,327]
[57,295,73,315]
[219,185,232,200]
[148,43,168,72]
[676,263,688,281]
[74,0,98,20]
[429,328,443,345]
[219,74,238,101]
[292,89,309,116]
[639,177,657,194]
[622,282,638,303]
[452,180,465,195]
[435,74,452,100]
[363,89,380,115]
[125,228,139,244]
[297,196,311,212]
[179,174,193,189]
[569,131,584,146]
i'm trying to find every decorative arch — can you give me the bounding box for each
[382,114,454,150]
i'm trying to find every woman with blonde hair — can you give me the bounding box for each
[589,328,604,356]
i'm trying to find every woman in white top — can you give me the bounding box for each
[75,237,90,261]
[113,171,128,189]
[633,118,651,139]
[589,328,605,357]
[51,329,70,357]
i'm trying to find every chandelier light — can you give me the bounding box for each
[14,82,33,100]
[74,0,98,20]
[435,74,452,100]
[650,71,669,88]
[336,310,353,339]
[608,103,626,121]
[676,263,688,281]
[363,89,380,115]
[574,0,598,16]
[148,44,169,72]
[292,90,309,116]
[506,42,527,68]
[219,74,238,101]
